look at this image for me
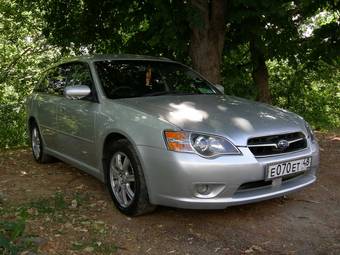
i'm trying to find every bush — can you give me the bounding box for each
[0,104,28,149]
[222,50,340,130]
[269,60,340,130]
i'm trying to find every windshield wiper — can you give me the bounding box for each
[144,91,174,97]
[143,91,211,97]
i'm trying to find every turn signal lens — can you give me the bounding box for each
[164,131,193,152]
[164,131,241,157]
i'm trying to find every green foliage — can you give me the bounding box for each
[36,0,191,61]
[0,0,339,149]
[71,240,117,254]
[227,0,300,59]
[0,192,118,254]
[0,0,61,148]
[269,60,340,129]
[0,105,27,149]
[0,220,25,241]
[221,44,340,129]
[26,192,67,215]
[0,215,39,255]
[0,219,27,255]
[221,44,256,99]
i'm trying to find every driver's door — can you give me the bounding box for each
[56,62,99,168]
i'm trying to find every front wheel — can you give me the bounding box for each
[106,139,155,216]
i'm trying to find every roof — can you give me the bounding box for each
[41,54,179,74]
[64,54,173,63]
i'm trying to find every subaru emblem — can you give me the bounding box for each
[277,139,289,150]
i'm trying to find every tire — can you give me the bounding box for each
[105,139,156,216]
[30,123,55,163]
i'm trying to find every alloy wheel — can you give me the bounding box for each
[31,127,41,159]
[109,152,136,208]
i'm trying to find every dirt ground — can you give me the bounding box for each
[0,133,339,255]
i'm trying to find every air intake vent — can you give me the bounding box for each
[248,132,307,157]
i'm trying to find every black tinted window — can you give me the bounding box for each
[35,67,63,95]
[95,60,217,99]
[63,63,93,88]
[49,67,66,95]
[35,62,95,99]
[62,63,95,100]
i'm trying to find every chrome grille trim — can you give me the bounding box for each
[247,132,307,157]
[251,148,308,158]
[248,137,304,148]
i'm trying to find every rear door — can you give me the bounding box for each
[56,62,99,168]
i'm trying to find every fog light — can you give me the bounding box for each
[196,184,210,195]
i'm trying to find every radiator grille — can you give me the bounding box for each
[248,132,307,157]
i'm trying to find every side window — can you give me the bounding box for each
[48,67,66,95]
[63,63,96,101]
[34,63,96,101]
[34,67,66,95]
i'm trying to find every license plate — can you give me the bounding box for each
[266,157,311,180]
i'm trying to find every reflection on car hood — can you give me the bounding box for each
[117,95,305,146]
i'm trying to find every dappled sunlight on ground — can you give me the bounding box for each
[0,132,339,254]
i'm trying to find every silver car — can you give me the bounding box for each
[27,55,319,216]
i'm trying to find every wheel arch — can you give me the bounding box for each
[27,116,47,146]
[102,132,130,161]
[101,130,153,197]
[101,131,136,182]
[28,116,37,136]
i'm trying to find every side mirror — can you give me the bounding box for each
[64,85,91,99]
[214,84,224,94]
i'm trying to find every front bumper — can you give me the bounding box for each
[137,141,319,209]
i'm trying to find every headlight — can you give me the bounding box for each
[304,121,315,142]
[164,131,240,157]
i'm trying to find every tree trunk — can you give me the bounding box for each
[250,37,272,103]
[189,0,225,84]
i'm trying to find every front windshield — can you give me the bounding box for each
[95,60,218,99]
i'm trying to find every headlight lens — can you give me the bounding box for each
[191,134,240,157]
[164,131,240,157]
[304,121,315,142]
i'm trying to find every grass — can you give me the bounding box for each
[71,240,117,254]
[13,192,67,220]
[0,219,38,255]
[0,192,117,254]
[0,193,66,255]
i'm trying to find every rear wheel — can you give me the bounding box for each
[30,123,54,163]
[105,139,155,216]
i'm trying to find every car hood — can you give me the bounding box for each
[116,95,305,146]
